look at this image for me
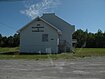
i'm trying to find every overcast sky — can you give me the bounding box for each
[0,0,105,36]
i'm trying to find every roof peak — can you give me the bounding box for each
[43,13,55,16]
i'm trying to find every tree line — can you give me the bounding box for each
[0,34,19,47]
[73,29,105,48]
[0,29,105,48]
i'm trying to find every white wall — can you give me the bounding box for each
[20,20,59,53]
[41,14,75,50]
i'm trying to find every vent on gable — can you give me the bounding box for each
[37,24,40,26]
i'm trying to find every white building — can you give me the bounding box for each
[17,13,75,53]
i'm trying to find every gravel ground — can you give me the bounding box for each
[0,57,105,79]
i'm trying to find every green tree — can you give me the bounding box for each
[73,29,87,48]
[86,32,96,48]
[13,33,20,47]
[1,36,8,47]
[8,36,14,47]
[0,34,2,47]
[95,29,104,48]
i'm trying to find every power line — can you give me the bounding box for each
[0,0,25,2]
[0,22,17,31]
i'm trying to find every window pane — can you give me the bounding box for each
[42,34,48,42]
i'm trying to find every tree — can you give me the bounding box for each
[73,29,105,48]
[95,29,104,48]
[0,34,2,47]
[86,32,96,48]
[1,36,8,47]
[13,33,20,47]
[73,29,87,48]
[0,33,20,47]
[7,36,14,47]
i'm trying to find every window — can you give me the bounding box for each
[42,34,48,42]
[37,24,40,26]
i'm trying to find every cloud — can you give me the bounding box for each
[20,0,60,19]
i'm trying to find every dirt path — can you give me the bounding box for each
[0,57,105,79]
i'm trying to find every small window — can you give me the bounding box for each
[42,34,48,42]
[37,24,40,26]
[51,38,54,40]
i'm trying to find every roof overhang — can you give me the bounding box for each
[17,17,62,35]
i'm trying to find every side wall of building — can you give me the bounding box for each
[20,20,59,53]
[41,14,75,50]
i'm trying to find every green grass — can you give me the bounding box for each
[0,48,105,60]
[0,47,19,52]
[74,48,105,57]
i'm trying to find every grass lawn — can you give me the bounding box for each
[0,48,105,60]
[74,48,105,57]
[0,47,19,53]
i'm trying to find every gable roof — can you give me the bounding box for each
[17,17,62,34]
[41,13,75,32]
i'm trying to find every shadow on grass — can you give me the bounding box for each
[0,52,19,55]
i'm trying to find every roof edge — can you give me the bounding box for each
[17,17,62,35]
[39,17,62,34]
[17,16,40,33]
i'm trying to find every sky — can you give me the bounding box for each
[0,0,105,36]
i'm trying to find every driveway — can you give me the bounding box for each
[0,57,105,79]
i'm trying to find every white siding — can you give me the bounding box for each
[20,20,59,53]
[41,14,75,50]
